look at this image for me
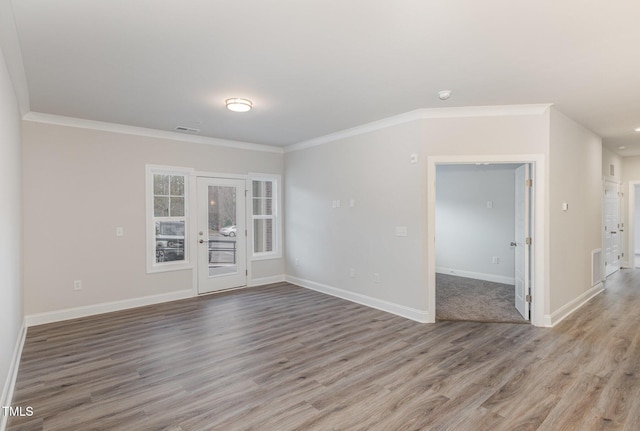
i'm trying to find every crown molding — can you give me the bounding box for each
[285,104,553,153]
[22,112,284,154]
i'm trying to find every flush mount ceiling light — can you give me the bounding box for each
[635,127,640,132]
[225,98,253,112]
[619,146,626,150]
[437,90,452,100]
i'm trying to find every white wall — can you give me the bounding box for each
[0,43,23,413]
[284,107,549,322]
[436,164,518,284]
[548,109,603,315]
[22,120,284,317]
[602,146,622,183]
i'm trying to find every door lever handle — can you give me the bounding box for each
[510,242,517,246]
[199,239,205,244]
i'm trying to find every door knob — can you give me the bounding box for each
[199,239,205,244]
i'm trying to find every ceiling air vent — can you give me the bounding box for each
[175,126,200,134]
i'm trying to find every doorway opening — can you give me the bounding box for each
[628,182,640,269]
[434,163,531,323]
[427,155,544,326]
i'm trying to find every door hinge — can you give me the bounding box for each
[526,294,532,303]
[245,189,248,197]
[525,179,533,187]
[245,229,248,236]
[246,270,248,276]
[525,237,532,245]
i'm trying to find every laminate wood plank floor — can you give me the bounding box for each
[7,270,640,431]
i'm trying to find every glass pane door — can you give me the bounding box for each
[207,185,238,277]
[197,177,247,294]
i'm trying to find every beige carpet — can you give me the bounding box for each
[436,273,528,323]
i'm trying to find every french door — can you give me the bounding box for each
[196,177,247,294]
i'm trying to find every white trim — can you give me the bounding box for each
[192,171,248,180]
[285,104,552,153]
[249,274,286,287]
[0,321,27,431]
[428,155,547,327]
[25,290,193,327]
[286,275,430,323]
[23,112,283,154]
[546,282,604,327]
[436,267,515,285]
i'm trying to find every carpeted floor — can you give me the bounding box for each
[436,273,528,323]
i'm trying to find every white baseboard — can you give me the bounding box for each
[249,274,286,287]
[436,267,515,285]
[25,290,193,327]
[546,282,604,327]
[285,275,430,323]
[1,320,27,431]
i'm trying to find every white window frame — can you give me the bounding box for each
[146,165,194,273]
[249,173,282,260]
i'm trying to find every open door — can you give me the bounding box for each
[197,177,247,294]
[514,164,531,320]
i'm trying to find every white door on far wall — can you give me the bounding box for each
[604,181,621,277]
[514,164,531,320]
[197,177,247,294]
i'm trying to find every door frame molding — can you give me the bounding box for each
[190,172,250,296]
[427,154,547,327]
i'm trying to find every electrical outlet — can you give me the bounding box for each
[73,280,82,291]
[349,268,356,278]
[492,256,499,264]
[295,258,300,266]
[372,273,381,283]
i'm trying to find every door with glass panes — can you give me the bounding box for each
[197,177,247,293]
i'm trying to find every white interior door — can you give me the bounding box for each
[514,164,530,320]
[197,177,247,294]
[604,181,621,277]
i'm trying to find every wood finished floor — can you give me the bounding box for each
[7,270,640,431]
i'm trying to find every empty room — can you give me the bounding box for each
[3,1,640,430]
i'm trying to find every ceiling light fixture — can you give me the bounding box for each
[437,90,452,100]
[619,146,626,150]
[225,98,253,112]
[635,127,640,132]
